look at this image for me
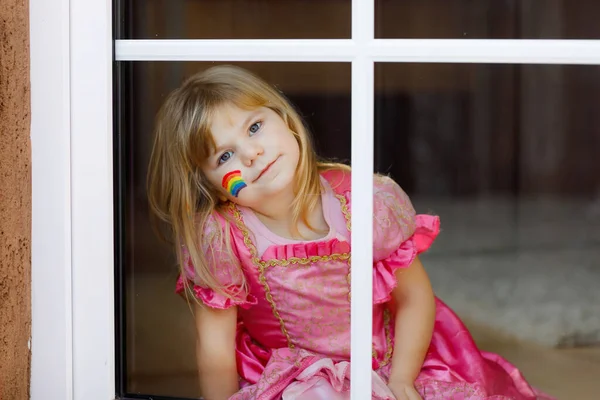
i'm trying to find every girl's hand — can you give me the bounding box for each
[388,379,422,400]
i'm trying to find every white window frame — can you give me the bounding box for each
[30,0,600,399]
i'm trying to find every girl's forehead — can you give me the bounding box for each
[211,103,242,127]
[211,103,263,130]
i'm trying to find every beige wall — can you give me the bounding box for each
[0,0,31,399]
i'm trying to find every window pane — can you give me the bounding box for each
[375,0,600,39]
[123,0,350,39]
[117,61,350,397]
[375,62,600,398]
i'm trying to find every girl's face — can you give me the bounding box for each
[201,103,301,210]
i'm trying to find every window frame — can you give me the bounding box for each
[30,0,600,399]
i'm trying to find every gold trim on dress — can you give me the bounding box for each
[335,194,352,303]
[381,307,393,366]
[372,309,394,367]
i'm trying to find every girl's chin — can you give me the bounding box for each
[237,186,294,207]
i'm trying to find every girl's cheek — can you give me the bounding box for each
[221,169,248,199]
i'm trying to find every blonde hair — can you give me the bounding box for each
[147,65,349,301]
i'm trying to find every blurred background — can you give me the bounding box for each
[115,1,600,398]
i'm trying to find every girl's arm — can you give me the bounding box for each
[388,256,436,392]
[194,302,239,400]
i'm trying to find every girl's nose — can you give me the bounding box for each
[241,141,264,166]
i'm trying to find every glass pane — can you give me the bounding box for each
[117,61,350,397]
[375,0,600,39]
[375,63,600,399]
[124,0,350,39]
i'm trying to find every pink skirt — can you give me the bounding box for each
[231,299,556,400]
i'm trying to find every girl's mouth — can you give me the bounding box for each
[254,157,279,182]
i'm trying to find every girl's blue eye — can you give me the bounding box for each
[218,151,233,165]
[249,121,262,135]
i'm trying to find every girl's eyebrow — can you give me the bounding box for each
[238,109,262,132]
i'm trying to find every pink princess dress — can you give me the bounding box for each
[176,170,554,400]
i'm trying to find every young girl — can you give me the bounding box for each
[147,65,554,400]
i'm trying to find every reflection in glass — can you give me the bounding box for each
[119,62,350,397]
[126,0,350,39]
[375,0,600,39]
[375,63,600,361]
[118,60,600,398]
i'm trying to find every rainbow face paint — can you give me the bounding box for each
[222,170,247,198]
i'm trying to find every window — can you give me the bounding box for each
[31,0,600,399]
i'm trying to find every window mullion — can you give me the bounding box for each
[351,0,375,399]
[350,56,375,400]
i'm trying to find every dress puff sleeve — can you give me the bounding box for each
[372,175,440,304]
[175,212,257,309]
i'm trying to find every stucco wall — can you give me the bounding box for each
[0,0,31,399]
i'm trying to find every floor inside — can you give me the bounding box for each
[465,320,600,400]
